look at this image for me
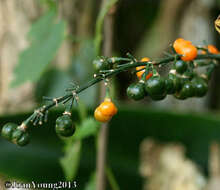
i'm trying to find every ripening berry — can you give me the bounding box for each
[136,57,152,80]
[94,98,117,123]
[207,45,219,54]
[94,107,111,122]
[98,98,117,116]
[173,38,197,61]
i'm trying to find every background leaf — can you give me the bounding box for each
[74,117,100,140]
[84,172,96,190]
[11,10,66,87]
[60,140,82,181]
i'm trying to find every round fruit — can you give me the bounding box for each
[136,57,152,80]
[11,129,30,146]
[192,78,208,97]
[93,57,111,71]
[127,82,146,100]
[1,123,18,140]
[165,78,175,94]
[98,98,117,116]
[207,45,219,54]
[173,38,197,61]
[168,74,182,92]
[94,107,111,123]
[173,38,191,54]
[181,45,197,61]
[174,60,187,74]
[56,115,75,137]
[145,76,167,99]
[179,82,195,98]
[94,98,117,123]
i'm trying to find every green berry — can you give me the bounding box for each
[145,76,167,100]
[11,129,30,146]
[127,82,146,100]
[150,94,167,101]
[165,78,175,94]
[1,123,18,140]
[174,60,187,74]
[192,78,208,97]
[93,57,111,71]
[176,82,195,99]
[168,74,182,92]
[55,115,75,137]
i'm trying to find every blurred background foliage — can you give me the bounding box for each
[1,0,220,189]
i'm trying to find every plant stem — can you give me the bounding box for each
[23,53,220,126]
[96,0,116,189]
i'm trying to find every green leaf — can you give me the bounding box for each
[74,117,100,140]
[28,10,56,43]
[60,140,82,181]
[84,172,96,190]
[11,11,66,87]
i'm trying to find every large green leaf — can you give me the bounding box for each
[11,10,66,87]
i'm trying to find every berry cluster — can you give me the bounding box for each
[1,39,220,146]
[127,38,217,101]
[1,123,30,146]
[1,107,76,146]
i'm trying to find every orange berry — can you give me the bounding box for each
[94,99,117,123]
[146,72,153,80]
[173,38,191,53]
[136,57,152,80]
[94,107,111,122]
[136,66,146,79]
[180,45,197,61]
[99,100,117,116]
[207,45,219,54]
[173,38,197,61]
[140,57,150,62]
